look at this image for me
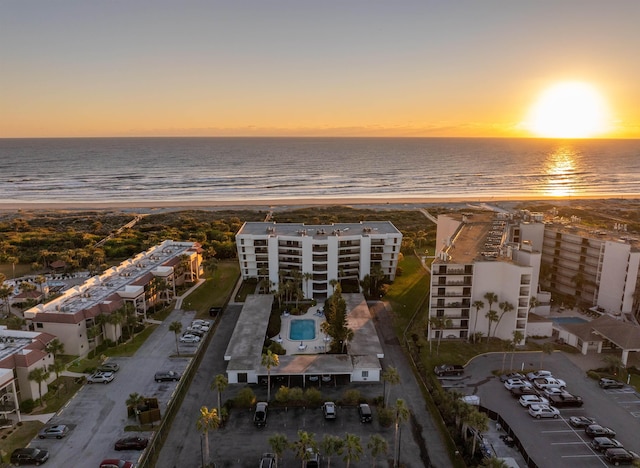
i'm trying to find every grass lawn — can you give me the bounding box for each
[183,260,240,318]
[384,254,430,335]
[31,376,84,415]
[0,421,44,464]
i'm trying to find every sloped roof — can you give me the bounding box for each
[559,314,640,350]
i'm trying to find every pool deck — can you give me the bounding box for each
[272,306,332,355]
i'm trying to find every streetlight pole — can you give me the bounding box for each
[200,433,205,467]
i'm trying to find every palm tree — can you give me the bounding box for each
[169,321,182,356]
[465,409,489,456]
[302,272,313,298]
[471,300,485,343]
[28,366,50,405]
[382,366,400,407]
[261,350,279,401]
[34,275,47,296]
[329,278,339,294]
[48,359,66,380]
[211,374,228,418]
[0,284,12,315]
[196,406,220,467]
[528,296,539,313]
[484,309,498,342]
[268,433,289,467]
[493,301,514,338]
[292,430,316,468]
[7,256,18,279]
[509,330,525,371]
[367,434,389,468]
[45,338,65,360]
[393,399,409,468]
[483,292,498,341]
[540,342,554,368]
[320,434,344,468]
[430,316,453,354]
[126,392,145,420]
[342,433,363,468]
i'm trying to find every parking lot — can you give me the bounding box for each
[460,351,640,468]
[25,309,200,467]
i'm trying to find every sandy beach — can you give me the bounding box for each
[1,194,637,212]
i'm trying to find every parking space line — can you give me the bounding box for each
[541,429,576,433]
[560,454,601,458]
[551,441,590,445]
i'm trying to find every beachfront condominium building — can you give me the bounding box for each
[509,212,640,321]
[428,212,541,342]
[23,240,203,358]
[236,221,402,300]
[1,326,57,419]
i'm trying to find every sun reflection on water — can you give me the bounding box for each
[543,146,581,197]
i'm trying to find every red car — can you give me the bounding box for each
[99,460,134,468]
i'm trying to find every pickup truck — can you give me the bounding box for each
[434,364,464,376]
[547,392,584,407]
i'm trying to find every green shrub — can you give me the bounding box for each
[378,406,394,427]
[20,399,35,414]
[288,387,304,403]
[234,387,256,408]
[586,370,600,380]
[304,387,323,407]
[274,386,290,403]
[266,341,286,355]
[341,389,362,406]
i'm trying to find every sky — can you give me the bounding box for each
[1,1,639,138]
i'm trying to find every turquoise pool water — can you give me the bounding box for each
[290,319,316,341]
[552,317,588,325]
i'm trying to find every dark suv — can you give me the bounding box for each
[358,403,372,423]
[10,448,49,465]
[254,402,268,427]
[604,448,637,465]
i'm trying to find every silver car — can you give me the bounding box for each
[38,424,70,439]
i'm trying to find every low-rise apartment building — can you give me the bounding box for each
[23,240,202,358]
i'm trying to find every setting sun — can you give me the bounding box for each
[526,82,611,138]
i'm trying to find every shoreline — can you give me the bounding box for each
[0,194,638,212]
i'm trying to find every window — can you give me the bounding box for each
[36,323,43,329]
[362,370,369,378]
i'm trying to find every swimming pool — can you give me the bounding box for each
[552,317,588,325]
[290,319,316,341]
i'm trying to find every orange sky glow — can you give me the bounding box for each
[1,1,639,139]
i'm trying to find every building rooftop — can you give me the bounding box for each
[0,327,53,369]
[25,240,198,318]
[237,221,401,238]
[543,217,640,250]
[436,212,508,264]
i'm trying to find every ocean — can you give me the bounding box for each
[0,137,638,204]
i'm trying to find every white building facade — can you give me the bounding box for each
[236,221,402,300]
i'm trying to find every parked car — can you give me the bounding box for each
[184,327,205,337]
[192,319,211,330]
[87,371,115,384]
[542,387,567,398]
[209,307,222,318]
[569,416,597,428]
[358,403,372,423]
[526,370,553,381]
[254,402,268,427]
[500,372,524,382]
[585,424,616,438]
[510,386,539,398]
[323,402,336,420]
[504,378,533,390]
[528,404,560,419]
[10,448,49,465]
[259,453,275,468]
[98,362,120,373]
[304,448,321,468]
[99,460,134,468]
[519,395,549,407]
[179,334,200,343]
[604,447,639,465]
[154,370,181,382]
[533,377,567,390]
[434,364,464,376]
[599,378,625,389]
[591,437,624,452]
[547,392,583,407]
[114,436,149,450]
[38,424,69,439]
